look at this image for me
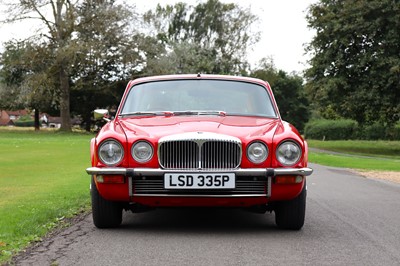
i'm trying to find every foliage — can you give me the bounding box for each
[251,59,310,131]
[0,41,57,115]
[142,0,259,75]
[304,119,358,140]
[0,130,92,263]
[305,0,400,126]
[359,122,400,140]
[0,0,140,131]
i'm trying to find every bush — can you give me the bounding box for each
[14,120,35,127]
[359,122,387,140]
[386,123,400,140]
[304,119,358,140]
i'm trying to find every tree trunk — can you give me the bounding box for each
[34,109,40,131]
[59,65,72,131]
[84,113,92,132]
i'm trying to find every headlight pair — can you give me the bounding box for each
[98,139,153,166]
[247,140,302,166]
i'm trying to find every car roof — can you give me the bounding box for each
[129,74,270,88]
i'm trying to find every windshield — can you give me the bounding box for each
[120,79,277,117]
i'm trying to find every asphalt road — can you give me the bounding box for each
[11,164,400,266]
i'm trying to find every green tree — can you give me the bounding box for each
[0,41,55,130]
[305,0,400,126]
[143,0,259,75]
[251,59,310,131]
[70,1,142,131]
[0,0,139,131]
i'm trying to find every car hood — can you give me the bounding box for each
[118,116,280,142]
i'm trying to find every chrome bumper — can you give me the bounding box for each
[86,167,313,177]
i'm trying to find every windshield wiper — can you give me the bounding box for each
[119,111,174,117]
[119,110,226,117]
[172,110,226,116]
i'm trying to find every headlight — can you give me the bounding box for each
[98,139,124,166]
[131,141,153,163]
[247,142,268,164]
[276,141,302,166]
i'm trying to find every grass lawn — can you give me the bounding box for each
[308,140,400,159]
[308,140,400,171]
[0,129,93,263]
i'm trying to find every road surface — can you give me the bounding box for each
[11,164,400,265]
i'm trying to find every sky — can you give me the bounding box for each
[0,0,317,74]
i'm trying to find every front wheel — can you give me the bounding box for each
[91,177,122,228]
[274,183,306,230]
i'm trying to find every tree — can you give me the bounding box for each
[70,1,142,131]
[305,0,400,126]
[0,0,139,131]
[0,40,55,130]
[251,59,310,131]
[143,0,259,75]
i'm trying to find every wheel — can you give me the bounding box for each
[274,183,306,230]
[91,177,122,228]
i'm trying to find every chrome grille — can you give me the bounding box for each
[158,136,242,170]
[159,141,199,169]
[201,141,241,169]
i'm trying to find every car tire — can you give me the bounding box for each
[91,177,122,228]
[274,183,306,230]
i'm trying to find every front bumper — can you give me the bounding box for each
[86,167,313,177]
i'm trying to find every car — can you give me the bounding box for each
[86,74,313,230]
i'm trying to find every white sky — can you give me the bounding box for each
[0,0,317,73]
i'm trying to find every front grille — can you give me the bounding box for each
[158,133,242,170]
[132,177,269,196]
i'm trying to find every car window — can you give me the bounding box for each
[120,79,277,117]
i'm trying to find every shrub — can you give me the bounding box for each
[386,123,400,140]
[304,119,358,140]
[359,122,387,140]
[14,120,35,127]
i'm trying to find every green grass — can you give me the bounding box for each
[308,140,400,171]
[307,140,400,159]
[0,129,94,263]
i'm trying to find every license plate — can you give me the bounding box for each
[164,173,235,189]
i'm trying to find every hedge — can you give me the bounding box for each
[14,120,35,127]
[305,120,400,140]
[304,119,358,140]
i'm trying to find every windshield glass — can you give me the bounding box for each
[120,79,277,117]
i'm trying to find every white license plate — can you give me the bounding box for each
[164,173,235,189]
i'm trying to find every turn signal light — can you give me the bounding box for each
[275,175,303,184]
[96,175,125,184]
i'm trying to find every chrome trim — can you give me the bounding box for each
[274,168,313,176]
[132,194,268,197]
[158,132,241,143]
[86,167,313,176]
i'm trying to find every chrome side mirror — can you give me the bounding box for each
[93,109,110,122]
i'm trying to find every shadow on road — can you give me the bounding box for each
[116,208,284,234]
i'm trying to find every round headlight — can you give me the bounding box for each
[98,139,124,166]
[276,141,302,166]
[131,141,153,163]
[247,142,268,164]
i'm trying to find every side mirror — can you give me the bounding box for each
[93,109,110,122]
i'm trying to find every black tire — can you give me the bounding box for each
[91,177,123,228]
[274,183,306,230]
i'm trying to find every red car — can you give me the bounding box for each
[86,74,313,230]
